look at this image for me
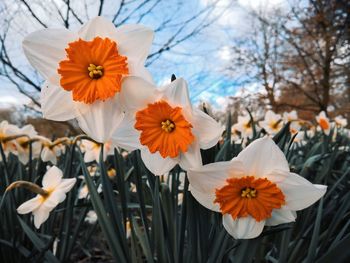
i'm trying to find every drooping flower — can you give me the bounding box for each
[22,16,154,143]
[7,124,41,164]
[187,137,326,239]
[112,76,223,175]
[0,121,18,159]
[36,136,66,165]
[15,166,76,228]
[315,111,331,135]
[81,139,113,163]
[259,110,283,135]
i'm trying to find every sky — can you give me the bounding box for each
[0,0,287,112]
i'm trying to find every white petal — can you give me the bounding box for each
[94,148,103,163]
[33,206,52,229]
[127,61,154,83]
[114,24,154,64]
[42,166,63,189]
[112,114,142,151]
[119,76,158,112]
[187,159,245,193]
[263,169,290,184]
[23,29,77,79]
[41,147,57,165]
[57,178,76,193]
[192,108,223,149]
[40,78,78,121]
[265,208,296,226]
[179,142,202,170]
[161,78,192,109]
[84,150,96,163]
[222,215,265,239]
[76,95,124,143]
[189,186,220,212]
[236,137,290,177]
[140,148,178,175]
[44,191,66,209]
[17,196,41,214]
[78,16,117,41]
[278,173,327,211]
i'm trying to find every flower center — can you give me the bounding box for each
[270,120,281,130]
[88,64,104,79]
[135,100,195,158]
[244,122,251,129]
[39,188,53,203]
[161,119,175,132]
[319,118,329,130]
[241,187,256,198]
[214,176,285,222]
[58,37,129,104]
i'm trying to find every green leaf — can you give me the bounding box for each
[316,233,350,263]
[78,150,128,263]
[17,216,59,263]
[306,198,323,263]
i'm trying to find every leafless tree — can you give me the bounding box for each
[225,0,349,119]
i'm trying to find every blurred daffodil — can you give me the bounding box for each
[81,139,113,163]
[334,115,347,128]
[113,76,223,175]
[283,110,301,134]
[232,114,254,139]
[316,111,331,135]
[0,121,18,160]
[187,137,326,239]
[7,124,41,164]
[259,110,283,135]
[23,16,154,143]
[36,136,67,164]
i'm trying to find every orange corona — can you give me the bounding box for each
[319,118,329,130]
[134,101,195,158]
[57,37,129,104]
[214,176,285,222]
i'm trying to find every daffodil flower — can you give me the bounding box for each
[334,115,347,128]
[259,110,283,135]
[315,111,331,135]
[36,136,66,165]
[81,139,113,163]
[7,124,41,164]
[112,76,223,175]
[283,110,301,134]
[0,121,19,160]
[22,16,154,143]
[187,137,326,239]
[15,166,76,228]
[232,114,254,139]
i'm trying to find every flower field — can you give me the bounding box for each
[0,10,349,263]
[0,109,349,262]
